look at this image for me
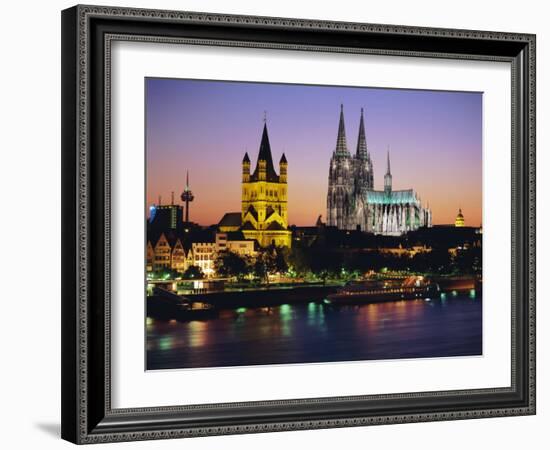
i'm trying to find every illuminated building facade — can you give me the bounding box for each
[170,239,187,272]
[240,122,292,248]
[377,245,431,257]
[215,232,257,257]
[152,233,172,270]
[147,232,192,273]
[327,105,432,236]
[192,242,217,277]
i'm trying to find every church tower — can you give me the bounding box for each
[384,149,392,195]
[242,152,250,183]
[354,108,374,192]
[241,120,291,248]
[327,104,354,229]
[351,108,374,231]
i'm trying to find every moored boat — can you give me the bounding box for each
[148,287,218,321]
[326,276,439,305]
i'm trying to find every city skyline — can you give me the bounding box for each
[146,78,482,227]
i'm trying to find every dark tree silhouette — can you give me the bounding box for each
[214,251,249,279]
[183,265,204,279]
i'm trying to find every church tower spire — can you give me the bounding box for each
[252,122,278,182]
[356,107,368,159]
[335,104,349,155]
[384,147,392,194]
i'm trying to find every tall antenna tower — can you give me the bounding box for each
[180,170,195,223]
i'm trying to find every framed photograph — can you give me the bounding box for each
[61,5,536,444]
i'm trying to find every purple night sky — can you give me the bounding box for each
[146,78,482,227]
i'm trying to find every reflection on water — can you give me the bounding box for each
[147,294,482,370]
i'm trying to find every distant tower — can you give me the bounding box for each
[455,208,465,227]
[384,148,392,195]
[180,171,194,223]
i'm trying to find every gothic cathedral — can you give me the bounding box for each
[327,105,432,236]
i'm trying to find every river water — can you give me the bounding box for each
[147,294,482,370]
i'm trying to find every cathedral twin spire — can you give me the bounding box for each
[334,104,369,160]
[335,104,349,155]
[356,108,369,159]
[328,105,431,234]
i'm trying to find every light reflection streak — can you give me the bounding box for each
[187,320,208,348]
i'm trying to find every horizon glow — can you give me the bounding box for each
[146,78,482,227]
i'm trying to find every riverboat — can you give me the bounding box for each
[147,287,218,320]
[325,276,439,305]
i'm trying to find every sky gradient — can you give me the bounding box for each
[146,78,482,227]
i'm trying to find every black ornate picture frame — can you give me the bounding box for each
[61,5,536,444]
